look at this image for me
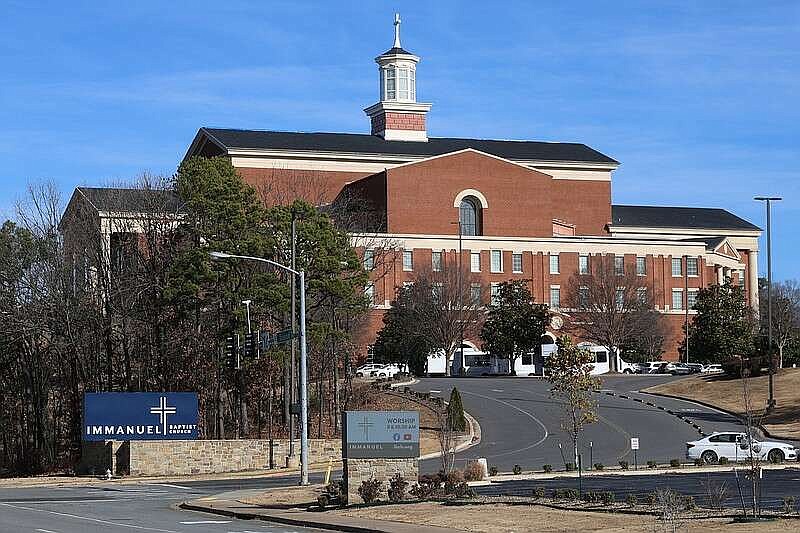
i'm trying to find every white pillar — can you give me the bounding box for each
[749,250,760,316]
[717,266,724,284]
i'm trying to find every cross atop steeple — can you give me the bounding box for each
[393,13,402,49]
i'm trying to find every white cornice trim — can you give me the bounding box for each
[609,225,761,238]
[364,101,432,117]
[453,189,489,208]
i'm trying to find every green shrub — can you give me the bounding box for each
[444,470,465,494]
[601,491,615,505]
[451,481,475,499]
[447,387,467,432]
[669,459,681,468]
[647,492,658,505]
[513,464,522,475]
[489,466,498,477]
[782,495,796,513]
[543,464,553,473]
[618,460,629,470]
[532,486,546,499]
[593,463,605,471]
[626,494,638,507]
[388,474,408,503]
[565,462,575,472]
[582,491,599,503]
[647,460,658,469]
[719,457,729,465]
[554,488,578,500]
[694,458,704,467]
[358,478,383,504]
[411,473,442,499]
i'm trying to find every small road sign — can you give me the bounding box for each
[631,437,640,450]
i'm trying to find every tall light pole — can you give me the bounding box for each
[210,251,310,485]
[754,196,781,411]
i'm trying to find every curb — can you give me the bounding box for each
[598,388,708,437]
[640,389,800,443]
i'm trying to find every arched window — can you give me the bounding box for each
[459,196,482,236]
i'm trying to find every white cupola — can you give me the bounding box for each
[364,14,432,142]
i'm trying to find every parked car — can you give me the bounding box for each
[686,432,797,464]
[703,364,724,373]
[369,363,406,378]
[620,361,642,374]
[640,362,663,374]
[355,364,385,377]
[685,363,705,374]
[646,361,676,374]
[670,363,693,375]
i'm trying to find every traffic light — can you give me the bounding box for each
[225,334,239,369]
[243,332,258,360]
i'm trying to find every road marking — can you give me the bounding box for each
[0,502,181,532]
[151,483,192,490]
[428,390,441,393]
[179,520,232,524]
[36,529,59,533]
[460,390,549,458]
[491,389,504,393]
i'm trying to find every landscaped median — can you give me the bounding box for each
[643,369,800,440]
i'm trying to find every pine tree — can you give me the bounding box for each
[447,387,466,432]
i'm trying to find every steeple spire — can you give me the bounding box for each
[393,13,402,49]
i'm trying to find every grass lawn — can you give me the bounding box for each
[334,501,800,532]
[644,369,800,440]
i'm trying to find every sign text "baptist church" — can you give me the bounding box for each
[83,392,199,441]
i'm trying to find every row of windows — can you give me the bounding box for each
[391,250,704,278]
[365,280,701,312]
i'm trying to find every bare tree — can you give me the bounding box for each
[762,280,800,368]
[563,255,665,372]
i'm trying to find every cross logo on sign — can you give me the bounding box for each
[630,437,640,450]
[150,396,177,436]
[357,415,374,440]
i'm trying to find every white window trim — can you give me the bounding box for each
[549,253,560,274]
[579,254,589,275]
[671,288,684,310]
[671,257,683,277]
[490,250,503,273]
[686,257,700,277]
[431,250,443,272]
[636,256,647,276]
[470,251,481,273]
[549,284,561,308]
[402,250,413,272]
[512,252,523,273]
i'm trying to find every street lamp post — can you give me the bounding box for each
[242,299,252,334]
[211,251,310,485]
[450,220,464,375]
[754,196,781,411]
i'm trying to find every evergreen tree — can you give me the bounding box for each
[447,387,466,432]
[682,281,757,363]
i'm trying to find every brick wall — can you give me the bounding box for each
[80,439,341,477]
[343,457,418,504]
[370,111,426,135]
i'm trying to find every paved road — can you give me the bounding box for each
[476,468,800,510]
[0,476,328,533]
[414,375,750,472]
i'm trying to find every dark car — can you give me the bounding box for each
[670,363,693,375]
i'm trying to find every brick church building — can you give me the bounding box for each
[68,16,762,362]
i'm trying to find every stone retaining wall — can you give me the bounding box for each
[343,457,418,504]
[80,439,340,476]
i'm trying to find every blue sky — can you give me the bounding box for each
[1,1,798,279]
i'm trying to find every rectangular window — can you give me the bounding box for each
[470,283,482,305]
[385,68,396,99]
[578,286,589,308]
[365,284,375,304]
[738,269,746,288]
[687,257,698,276]
[636,256,646,276]
[615,288,624,310]
[579,255,589,275]
[672,257,682,277]
[363,249,374,270]
[614,255,624,276]
[397,68,410,100]
[470,252,481,273]
[637,287,648,305]
[672,289,683,310]
[521,353,533,366]
[402,250,413,271]
[550,287,561,309]
[512,253,523,273]
[549,253,560,274]
[490,250,503,273]
[687,289,698,309]
[432,251,442,272]
[490,283,500,305]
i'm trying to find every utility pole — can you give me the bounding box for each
[684,255,689,364]
[288,213,297,459]
[754,196,781,411]
[450,220,464,375]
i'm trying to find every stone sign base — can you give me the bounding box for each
[79,439,340,476]
[343,457,418,504]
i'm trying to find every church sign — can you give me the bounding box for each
[83,392,199,441]
[343,410,419,458]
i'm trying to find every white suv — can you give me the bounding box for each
[370,364,406,378]
[355,364,385,377]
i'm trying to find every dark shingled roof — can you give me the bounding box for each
[199,127,618,164]
[380,46,414,56]
[76,187,185,213]
[611,205,760,231]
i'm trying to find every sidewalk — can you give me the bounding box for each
[180,492,459,533]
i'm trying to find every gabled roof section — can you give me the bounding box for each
[611,205,760,231]
[681,236,743,260]
[74,187,185,214]
[188,127,618,165]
